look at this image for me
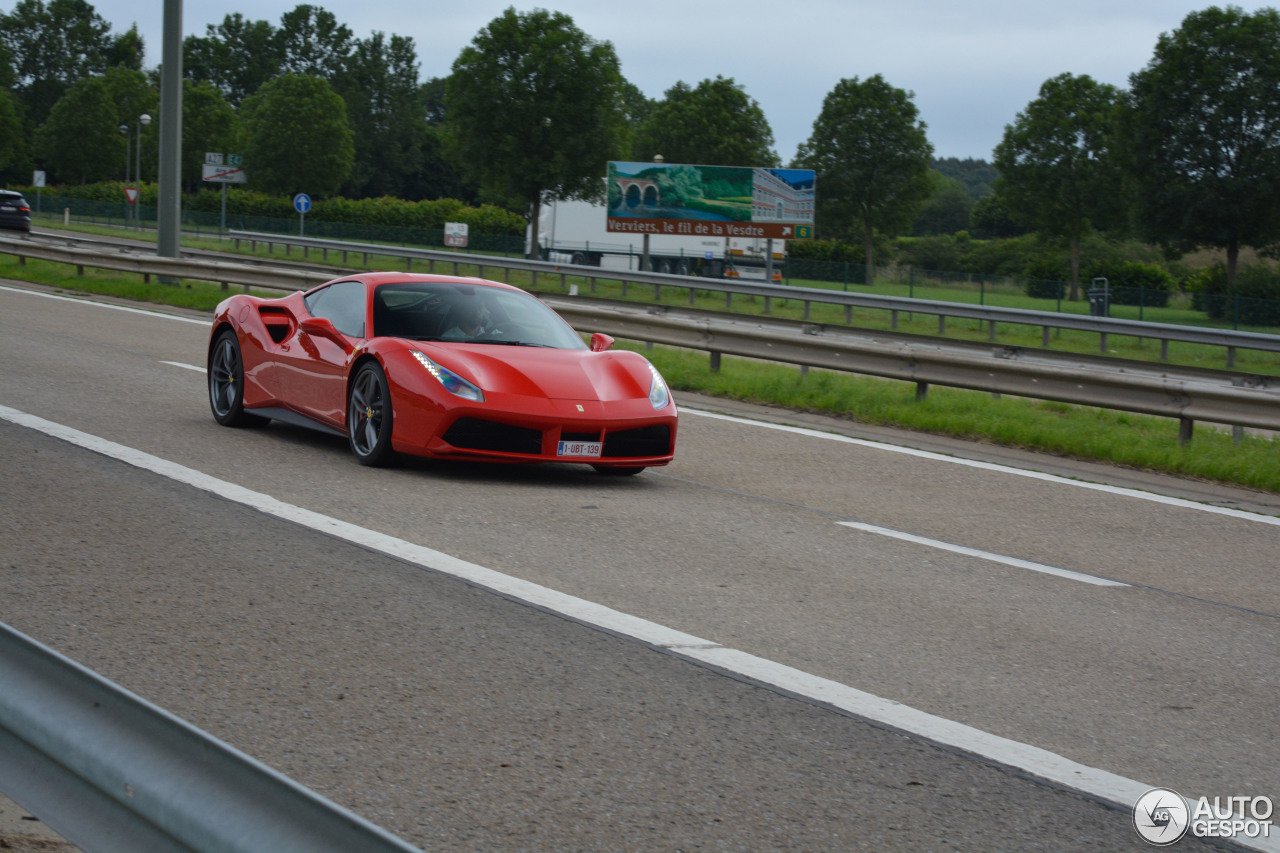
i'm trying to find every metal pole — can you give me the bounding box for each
[120,125,129,226]
[136,115,149,229]
[156,0,183,274]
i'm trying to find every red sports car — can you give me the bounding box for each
[207,272,677,474]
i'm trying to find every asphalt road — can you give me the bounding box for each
[1,280,1276,852]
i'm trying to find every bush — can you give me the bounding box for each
[1190,264,1280,326]
[1086,261,1175,307]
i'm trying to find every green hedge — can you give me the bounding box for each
[16,182,527,236]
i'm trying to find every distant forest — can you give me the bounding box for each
[931,157,998,200]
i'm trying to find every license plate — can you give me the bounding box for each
[557,440,602,458]
[0,205,13,211]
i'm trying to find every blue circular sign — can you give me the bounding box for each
[293,193,311,214]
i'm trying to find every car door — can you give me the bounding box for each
[278,280,366,428]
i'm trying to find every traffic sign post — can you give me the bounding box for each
[293,193,312,236]
[203,154,248,235]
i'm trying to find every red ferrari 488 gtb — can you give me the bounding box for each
[207,272,677,474]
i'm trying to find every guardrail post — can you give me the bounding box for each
[1099,332,1108,353]
[803,301,811,321]
[764,296,771,314]
[1042,326,1050,348]
[938,316,946,334]
[654,283,661,300]
[1227,346,1236,368]
[891,310,898,330]
[988,321,997,342]
[916,382,929,401]
[1179,417,1194,445]
[710,351,721,373]
[1161,340,1169,361]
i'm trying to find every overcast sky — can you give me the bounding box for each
[85,1,1279,163]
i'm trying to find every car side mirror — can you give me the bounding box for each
[590,333,615,353]
[301,316,354,353]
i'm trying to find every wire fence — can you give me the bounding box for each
[30,195,1280,333]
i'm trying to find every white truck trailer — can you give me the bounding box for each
[531,198,783,281]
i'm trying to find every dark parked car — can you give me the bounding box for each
[0,190,31,232]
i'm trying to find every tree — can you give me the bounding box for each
[277,4,353,78]
[0,89,26,182]
[105,23,144,71]
[632,76,778,166]
[446,7,626,255]
[0,0,114,124]
[36,75,120,184]
[183,14,281,107]
[238,73,354,197]
[337,31,425,199]
[1124,6,1280,288]
[994,73,1125,300]
[795,75,933,284]
[912,172,972,236]
[180,80,237,192]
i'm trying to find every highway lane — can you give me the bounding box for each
[1,281,1277,847]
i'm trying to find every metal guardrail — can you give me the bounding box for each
[2,232,1278,435]
[225,231,1280,366]
[0,621,423,853]
[547,300,1280,433]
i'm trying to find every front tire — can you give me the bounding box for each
[208,329,267,427]
[348,362,395,466]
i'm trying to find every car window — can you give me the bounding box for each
[304,280,366,338]
[373,283,586,349]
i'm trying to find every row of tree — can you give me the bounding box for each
[2,3,1279,295]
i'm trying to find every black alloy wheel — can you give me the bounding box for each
[348,361,394,466]
[209,329,267,427]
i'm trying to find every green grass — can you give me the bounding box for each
[627,343,1280,494]
[7,221,1279,494]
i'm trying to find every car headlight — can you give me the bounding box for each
[647,362,670,409]
[412,351,484,401]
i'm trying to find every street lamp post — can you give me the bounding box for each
[119,124,130,226]
[136,114,151,230]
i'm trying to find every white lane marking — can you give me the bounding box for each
[0,283,209,325]
[0,403,1233,839]
[163,361,206,372]
[683,407,1280,527]
[837,521,1128,587]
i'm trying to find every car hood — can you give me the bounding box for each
[413,343,652,402]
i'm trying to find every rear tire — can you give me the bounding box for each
[348,361,395,466]
[208,329,268,427]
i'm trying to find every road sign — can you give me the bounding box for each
[205,152,224,165]
[228,154,243,166]
[202,164,247,183]
[32,171,46,188]
[293,193,312,214]
[444,222,469,248]
[123,187,139,204]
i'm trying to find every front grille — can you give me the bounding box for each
[443,418,542,454]
[603,425,671,458]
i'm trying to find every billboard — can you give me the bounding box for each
[606,161,815,240]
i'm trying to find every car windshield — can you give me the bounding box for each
[373,283,588,350]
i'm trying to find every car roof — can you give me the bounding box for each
[0,190,25,199]
[314,272,529,295]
